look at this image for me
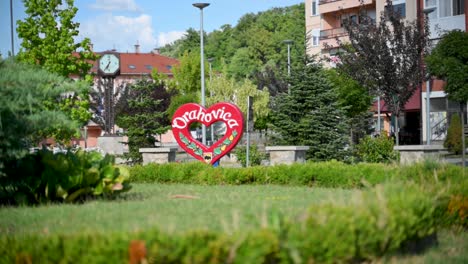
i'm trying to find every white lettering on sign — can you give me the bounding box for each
[173,106,240,129]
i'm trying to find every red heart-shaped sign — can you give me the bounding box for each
[172,102,245,165]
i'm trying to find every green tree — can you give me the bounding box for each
[172,51,204,95]
[205,24,236,67]
[115,78,172,164]
[16,0,96,79]
[160,4,305,80]
[159,28,201,58]
[16,0,96,139]
[333,0,429,145]
[0,59,89,174]
[326,69,373,145]
[444,114,463,155]
[228,47,259,81]
[425,30,468,104]
[207,74,270,126]
[426,30,468,162]
[270,58,349,161]
[254,65,288,97]
[168,51,208,119]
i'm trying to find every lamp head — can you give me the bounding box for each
[283,39,294,45]
[422,6,436,15]
[193,3,210,9]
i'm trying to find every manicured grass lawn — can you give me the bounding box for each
[1,183,466,262]
[0,183,355,236]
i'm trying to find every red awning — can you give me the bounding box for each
[372,86,421,112]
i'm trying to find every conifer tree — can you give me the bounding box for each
[115,78,172,164]
[444,114,463,155]
[0,59,89,173]
[270,58,349,161]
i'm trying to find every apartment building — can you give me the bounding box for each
[421,0,467,144]
[306,0,376,63]
[305,0,467,145]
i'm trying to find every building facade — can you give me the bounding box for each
[72,46,179,149]
[305,0,467,144]
[421,0,467,144]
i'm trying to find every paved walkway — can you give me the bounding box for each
[444,157,468,167]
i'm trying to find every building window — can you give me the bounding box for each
[145,65,153,70]
[453,0,465,16]
[340,14,358,26]
[311,0,318,16]
[385,0,406,18]
[440,0,465,17]
[312,29,320,46]
[440,0,451,17]
[128,65,136,69]
[424,0,438,19]
[425,0,436,6]
[393,4,406,17]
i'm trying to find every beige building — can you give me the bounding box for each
[305,0,467,145]
[306,0,376,64]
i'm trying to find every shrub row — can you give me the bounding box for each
[1,181,462,263]
[128,160,465,188]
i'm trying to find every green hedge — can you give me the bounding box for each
[128,160,465,188]
[1,181,461,263]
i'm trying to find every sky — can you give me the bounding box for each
[1,0,303,56]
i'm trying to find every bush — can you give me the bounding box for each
[234,145,267,167]
[355,134,399,163]
[447,195,468,227]
[444,113,464,154]
[289,182,439,262]
[0,181,454,263]
[0,149,131,205]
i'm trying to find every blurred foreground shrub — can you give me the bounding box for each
[1,179,465,263]
[0,149,131,205]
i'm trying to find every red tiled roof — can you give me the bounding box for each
[119,53,179,75]
[80,51,179,76]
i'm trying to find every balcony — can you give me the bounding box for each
[318,0,373,14]
[320,28,349,49]
[320,27,347,40]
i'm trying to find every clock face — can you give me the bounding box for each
[99,54,120,75]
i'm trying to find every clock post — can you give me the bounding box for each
[98,52,120,134]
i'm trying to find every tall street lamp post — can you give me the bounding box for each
[283,39,293,76]
[283,39,293,94]
[423,6,435,145]
[193,3,210,145]
[208,57,214,144]
[10,0,15,56]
